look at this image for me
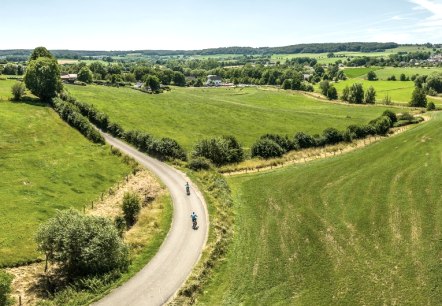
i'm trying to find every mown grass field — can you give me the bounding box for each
[66,85,408,150]
[328,78,441,106]
[0,81,132,266]
[200,112,442,305]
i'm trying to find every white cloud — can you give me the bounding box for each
[391,15,405,20]
[409,0,442,32]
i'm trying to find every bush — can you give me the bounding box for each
[293,132,316,149]
[322,127,344,145]
[382,110,398,123]
[122,192,141,227]
[0,271,12,306]
[192,136,244,166]
[427,101,436,111]
[251,138,285,159]
[11,82,25,101]
[367,71,377,81]
[364,86,376,104]
[326,86,338,100]
[399,112,414,121]
[52,98,105,144]
[259,134,294,152]
[188,157,212,171]
[348,83,364,104]
[36,209,129,278]
[369,116,392,135]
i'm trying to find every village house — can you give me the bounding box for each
[206,75,222,86]
[60,74,78,83]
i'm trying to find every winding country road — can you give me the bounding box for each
[94,132,209,306]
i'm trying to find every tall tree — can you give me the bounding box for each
[24,57,62,101]
[409,87,427,107]
[364,86,376,104]
[29,46,54,61]
[77,66,93,83]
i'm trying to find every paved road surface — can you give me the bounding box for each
[94,132,208,306]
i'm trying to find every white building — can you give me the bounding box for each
[206,75,222,86]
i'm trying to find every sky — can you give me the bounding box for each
[1,0,442,50]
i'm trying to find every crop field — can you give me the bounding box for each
[200,112,442,305]
[66,85,408,150]
[343,67,382,79]
[0,95,132,266]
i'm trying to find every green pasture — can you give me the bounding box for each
[0,83,131,266]
[368,67,442,80]
[66,85,407,150]
[200,112,442,305]
[343,67,382,79]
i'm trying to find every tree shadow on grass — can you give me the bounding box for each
[11,96,49,108]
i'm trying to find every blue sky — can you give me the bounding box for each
[2,0,442,50]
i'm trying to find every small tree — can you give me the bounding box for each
[319,80,330,96]
[364,86,376,104]
[322,128,344,145]
[409,87,427,107]
[145,75,161,92]
[327,86,338,100]
[282,79,292,90]
[400,73,406,81]
[382,110,398,123]
[348,83,364,104]
[341,85,350,101]
[77,66,93,83]
[294,132,316,149]
[427,101,436,111]
[382,94,392,105]
[251,138,285,159]
[367,71,377,81]
[36,209,129,278]
[172,71,186,86]
[11,82,25,101]
[122,192,141,227]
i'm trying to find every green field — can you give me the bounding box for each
[328,79,441,106]
[0,83,132,266]
[367,67,442,80]
[66,85,408,150]
[343,67,382,79]
[200,112,442,305]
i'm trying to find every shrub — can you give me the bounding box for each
[348,83,364,104]
[192,136,244,166]
[326,86,338,100]
[427,101,436,111]
[11,82,25,101]
[52,98,105,144]
[322,127,344,145]
[151,137,187,161]
[369,116,392,135]
[251,138,285,159]
[319,80,331,96]
[77,67,93,84]
[282,79,292,90]
[367,71,377,81]
[341,85,350,101]
[382,94,392,105]
[293,132,316,149]
[122,192,141,227]
[114,216,127,237]
[0,271,12,306]
[399,112,414,121]
[259,134,294,152]
[36,209,129,278]
[188,157,212,171]
[382,110,398,123]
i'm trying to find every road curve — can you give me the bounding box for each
[94,132,209,306]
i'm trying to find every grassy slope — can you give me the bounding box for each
[0,83,132,266]
[200,113,442,305]
[66,85,406,150]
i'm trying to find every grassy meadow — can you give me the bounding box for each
[199,112,442,305]
[66,85,407,150]
[0,81,132,266]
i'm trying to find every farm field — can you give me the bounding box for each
[200,112,442,305]
[66,85,408,150]
[0,96,132,266]
[367,67,442,80]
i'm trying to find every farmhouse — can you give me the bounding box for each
[60,74,77,83]
[206,75,222,86]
